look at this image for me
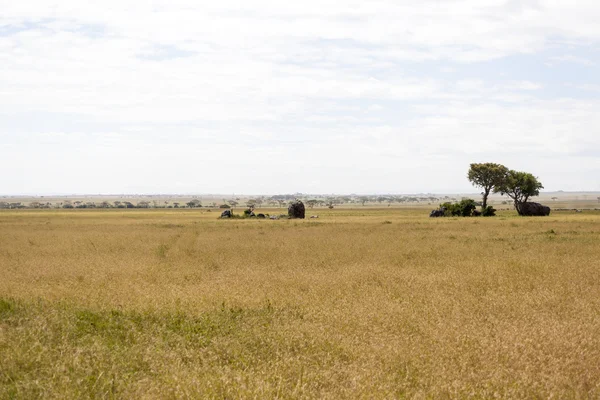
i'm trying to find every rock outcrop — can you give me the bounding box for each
[429,207,446,217]
[220,209,232,218]
[519,202,551,216]
[288,200,306,219]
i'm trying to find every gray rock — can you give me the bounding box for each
[519,202,551,216]
[220,209,232,218]
[288,200,306,219]
[429,207,446,217]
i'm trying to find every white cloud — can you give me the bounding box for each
[549,54,596,66]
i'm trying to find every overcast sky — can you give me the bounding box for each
[1,1,599,195]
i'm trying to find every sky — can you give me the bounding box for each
[1,0,599,195]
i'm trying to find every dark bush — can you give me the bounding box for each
[439,199,477,217]
[458,199,477,216]
[481,205,496,217]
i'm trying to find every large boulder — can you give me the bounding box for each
[519,202,551,216]
[429,207,446,217]
[220,209,232,218]
[288,200,306,219]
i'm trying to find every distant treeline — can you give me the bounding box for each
[0,195,476,210]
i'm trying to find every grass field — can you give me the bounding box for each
[1,208,599,399]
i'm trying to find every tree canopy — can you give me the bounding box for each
[495,170,544,215]
[467,163,508,209]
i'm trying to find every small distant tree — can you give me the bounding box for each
[187,199,201,208]
[467,163,508,209]
[496,170,544,216]
[306,200,318,209]
[551,197,558,201]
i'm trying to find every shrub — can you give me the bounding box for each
[219,204,231,209]
[439,199,477,217]
[481,206,496,217]
[458,199,477,216]
[440,202,456,216]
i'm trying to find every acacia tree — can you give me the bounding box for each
[467,163,508,209]
[306,199,318,209]
[495,170,543,216]
[187,200,201,208]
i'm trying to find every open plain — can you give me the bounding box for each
[1,208,599,399]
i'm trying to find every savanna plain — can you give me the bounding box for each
[1,207,599,399]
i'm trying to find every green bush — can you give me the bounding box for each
[440,199,477,217]
[481,206,496,217]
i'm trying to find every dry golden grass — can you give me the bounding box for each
[1,208,600,399]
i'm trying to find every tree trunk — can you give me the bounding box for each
[482,188,490,209]
[514,199,523,216]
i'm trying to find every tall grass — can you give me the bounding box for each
[1,209,599,398]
